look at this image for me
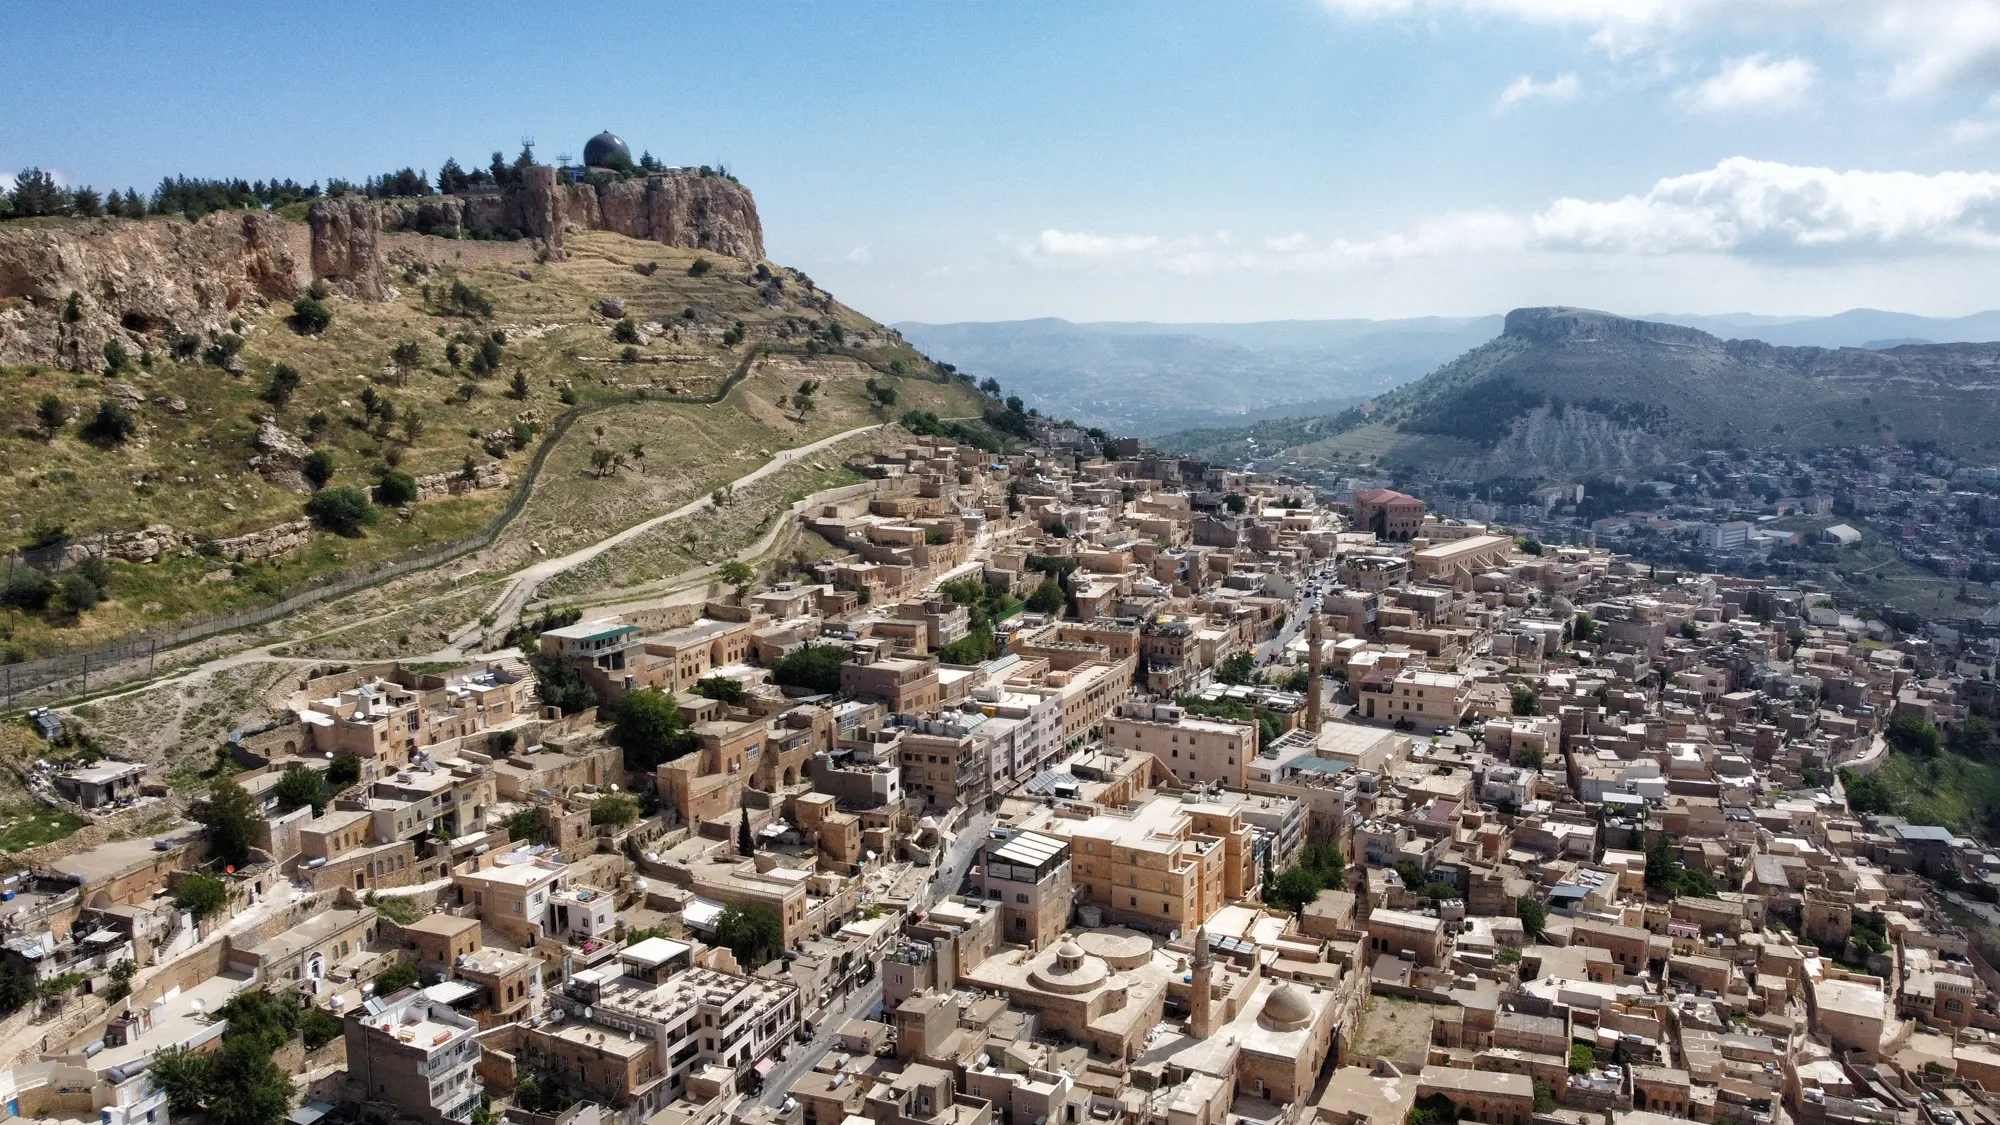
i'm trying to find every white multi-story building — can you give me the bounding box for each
[538,944,801,1120]
[965,684,1062,790]
[345,989,483,1123]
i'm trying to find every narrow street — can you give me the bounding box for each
[757,807,993,1108]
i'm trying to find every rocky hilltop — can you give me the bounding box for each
[1159,306,2000,478]
[363,168,763,262]
[0,170,974,662]
[1,166,765,370]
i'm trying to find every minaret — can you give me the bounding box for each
[1189,925,1216,1038]
[1305,614,1325,732]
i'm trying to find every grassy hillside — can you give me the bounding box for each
[0,226,983,660]
[1855,749,2000,841]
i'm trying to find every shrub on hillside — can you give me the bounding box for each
[305,486,379,536]
[84,399,137,444]
[59,573,101,614]
[373,470,417,507]
[291,295,332,335]
[262,363,301,406]
[35,395,68,439]
[1,569,55,611]
[303,450,336,489]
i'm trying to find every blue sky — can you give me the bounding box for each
[11,1,2000,321]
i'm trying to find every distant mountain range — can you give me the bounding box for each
[1150,307,2000,479]
[1639,309,2000,350]
[896,308,2000,436]
[894,316,1500,434]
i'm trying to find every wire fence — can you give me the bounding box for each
[0,400,587,711]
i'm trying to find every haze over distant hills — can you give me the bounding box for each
[1640,309,2000,350]
[895,316,1500,434]
[898,309,2000,435]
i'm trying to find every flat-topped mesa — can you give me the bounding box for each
[310,167,764,301]
[1502,306,1717,348]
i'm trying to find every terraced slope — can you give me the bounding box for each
[0,222,982,660]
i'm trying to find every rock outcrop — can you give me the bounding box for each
[21,516,311,570]
[521,165,567,261]
[413,460,509,502]
[0,211,300,370]
[306,196,389,300]
[251,422,315,492]
[213,518,312,563]
[570,174,763,261]
[23,525,183,570]
[348,169,764,275]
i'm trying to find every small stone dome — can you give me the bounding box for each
[1031,941,1109,994]
[1260,982,1315,1031]
[584,131,631,168]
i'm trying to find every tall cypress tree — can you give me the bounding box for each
[737,797,754,857]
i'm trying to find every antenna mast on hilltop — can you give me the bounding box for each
[520,135,536,156]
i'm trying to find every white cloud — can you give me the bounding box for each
[845,245,872,264]
[1877,1,2000,97]
[1678,54,1816,112]
[1321,0,1703,53]
[0,173,13,195]
[1014,158,2000,283]
[1949,117,2000,142]
[1323,0,2000,98]
[1032,230,1162,256]
[1496,72,1581,111]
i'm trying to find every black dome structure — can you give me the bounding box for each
[583,131,631,168]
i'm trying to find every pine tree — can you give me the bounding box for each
[738,798,754,857]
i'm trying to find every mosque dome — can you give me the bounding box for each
[584,131,632,168]
[1260,982,1315,1031]
[1031,940,1109,994]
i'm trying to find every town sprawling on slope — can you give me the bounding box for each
[3,138,2000,1125]
[0,396,1994,1125]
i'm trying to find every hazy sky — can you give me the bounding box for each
[12,1,2000,322]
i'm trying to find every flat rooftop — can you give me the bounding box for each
[44,832,198,885]
[544,621,639,641]
[235,909,369,963]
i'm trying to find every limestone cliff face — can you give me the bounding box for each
[306,196,389,300]
[352,169,764,273]
[575,174,765,261]
[1501,306,1714,348]
[0,212,300,370]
